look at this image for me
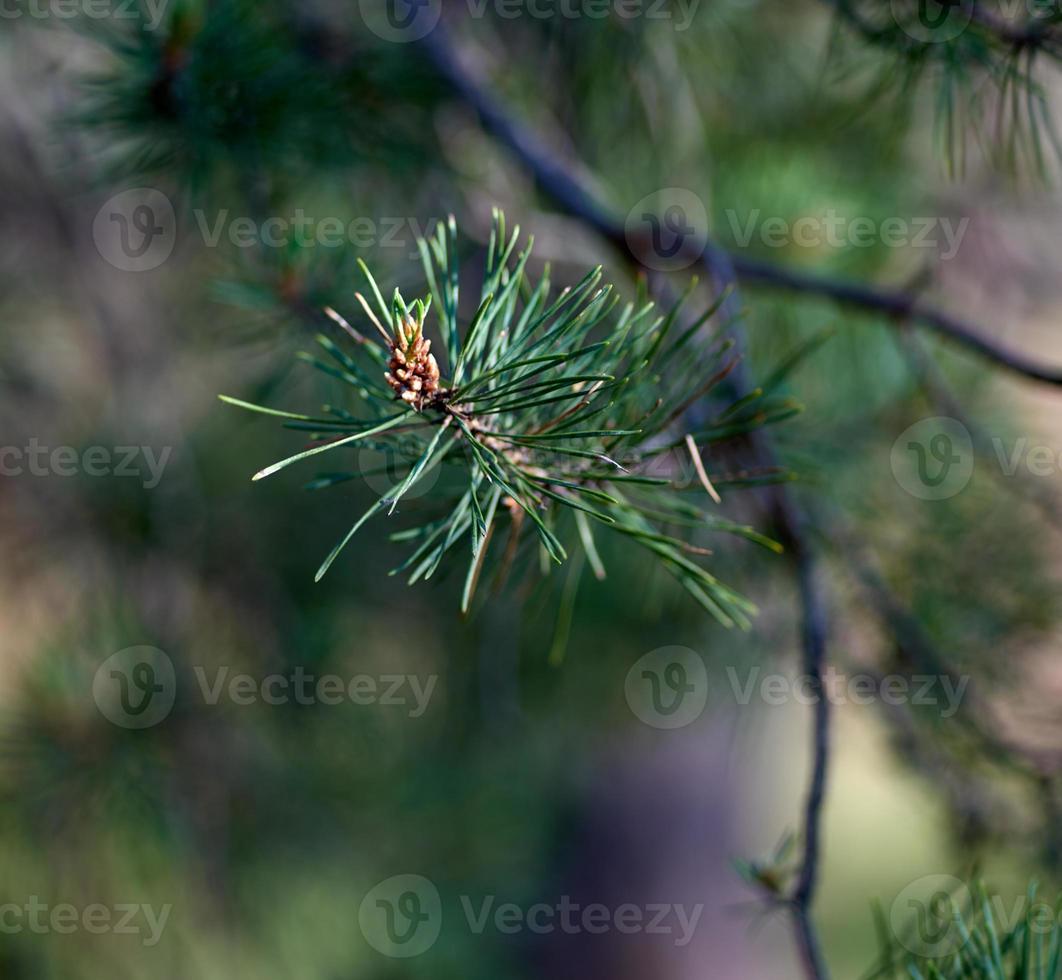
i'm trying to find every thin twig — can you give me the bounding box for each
[784,513,832,980]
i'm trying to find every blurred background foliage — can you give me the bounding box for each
[2,0,1062,976]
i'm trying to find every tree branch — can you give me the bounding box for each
[419,22,1062,387]
[728,255,1062,386]
[777,501,832,980]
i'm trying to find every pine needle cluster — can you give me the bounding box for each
[222,213,799,623]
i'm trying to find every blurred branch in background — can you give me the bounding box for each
[420,15,1062,387]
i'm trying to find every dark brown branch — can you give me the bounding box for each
[420,23,1062,387]
[730,255,1062,386]
[775,499,832,980]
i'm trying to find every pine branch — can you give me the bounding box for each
[223,214,791,624]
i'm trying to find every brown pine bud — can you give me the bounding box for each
[386,314,441,411]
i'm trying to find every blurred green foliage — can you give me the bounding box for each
[1,1,1061,977]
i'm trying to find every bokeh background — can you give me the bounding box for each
[2,1,1062,976]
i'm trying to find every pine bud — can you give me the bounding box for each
[385,313,441,411]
